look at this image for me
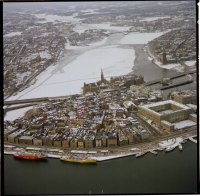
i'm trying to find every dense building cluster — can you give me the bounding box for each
[4,69,197,148]
[83,70,144,93]
[150,27,196,65]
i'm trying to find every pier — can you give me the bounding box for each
[188,137,197,144]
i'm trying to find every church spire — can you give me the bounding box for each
[101,68,104,82]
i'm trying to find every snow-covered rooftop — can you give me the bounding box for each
[173,120,196,129]
[140,100,191,116]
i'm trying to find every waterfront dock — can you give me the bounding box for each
[4,133,197,162]
[188,137,197,144]
[149,150,157,155]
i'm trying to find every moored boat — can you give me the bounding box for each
[150,150,157,155]
[178,144,182,151]
[13,151,48,160]
[135,152,145,158]
[181,139,187,144]
[60,156,97,163]
[165,146,176,152]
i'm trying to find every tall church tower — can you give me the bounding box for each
[163,46,167,65]
[69,96,74,111]
[101,68,104,82]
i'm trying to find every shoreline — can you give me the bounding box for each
[144,43,186,73]
[4,134,197,162]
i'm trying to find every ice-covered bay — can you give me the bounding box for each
[73,23,131,34]
[33,13,82,23]
[140,16,170,21]
[185,61,196,67]
[4,106,33,121]
[4,32,22,37]
[120,31,170,44]
[8,44,135,100]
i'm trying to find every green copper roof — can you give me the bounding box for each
[68,111,76,116]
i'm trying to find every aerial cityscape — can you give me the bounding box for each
[3,1,197,195]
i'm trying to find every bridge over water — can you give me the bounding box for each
[144,70,196,86]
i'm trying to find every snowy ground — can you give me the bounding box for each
[184,60,196,67]
[39,51,51,59]
[33,13,82,23]
[4,106,33,121]
[173,120,197,129]
[159,137,183,148]
[152,59,184,73]
[64,37,108,50]
[140,16,170,21]
[4,32,22,37]
[73,23,131,34]
[119,31,170,44]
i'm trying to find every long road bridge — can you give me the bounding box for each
[144,70,196,86]
[4,94,76,106]
[107,30,137,36]
[158,80,193,90]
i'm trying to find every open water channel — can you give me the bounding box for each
[4,141,197,194]
[4,27,197,195]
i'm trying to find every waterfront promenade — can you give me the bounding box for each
[4,128,197,162]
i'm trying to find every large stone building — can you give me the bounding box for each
[83,69,108,93]
[160,47,177,64]
[138,100,194,131]
[107,135,118,147]
[171,90,197,104]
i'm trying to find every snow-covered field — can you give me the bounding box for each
[158,63,181,69]
[185,60,196,67]
[39,51,51,59]
[33,13,82,23]
[140,16,170,21]
[4,32,22,37]
[119,31,169,44]
[4,106,33,121]
[65,37,108,50]
[74,23,131,34]
[173,120,197,129]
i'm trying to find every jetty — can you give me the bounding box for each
[188,137,197,144]
[149,150,157,155]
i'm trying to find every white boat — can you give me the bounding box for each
[181,139,187,144]
[150,150,157,155]
[165,146,176,152]
[135,152,145,157]
[178,144,182,151]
